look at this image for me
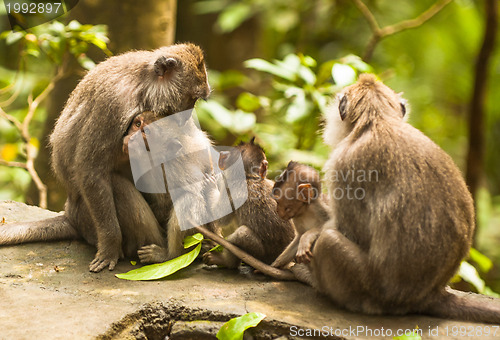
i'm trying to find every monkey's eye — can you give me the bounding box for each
[135,121,142,128]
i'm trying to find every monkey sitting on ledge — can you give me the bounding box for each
[301,73,500,323]
[0,43,211,272]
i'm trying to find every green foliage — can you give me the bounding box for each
[0,20,111,69]
[217,312,266,340]
[0,20,111,202]
[197,52,371,175]
[115,233,204,281]
[393,330,422,340]
[451,248,500,298]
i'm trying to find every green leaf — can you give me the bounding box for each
[285,93,311,123]
[458,261,485,293]
[193,0,229,15]
[67,20,82,31]
[77,54,95,70]
[199,100,234,129]
[331,63,356,87]
[469,248,493,273]
[232,110,256,132]
[393,331,422,340]
[115,244,201,281]
[217,2,253,33]
[217,312,266,340]
[236,92,261,112]
[341,54,373,73]
[298,65,316,85]
[5,31,24,45]
[184,233,203,248]
[245,59,296,82]
[210,244,223,252]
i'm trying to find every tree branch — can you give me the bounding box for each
[352,0,453,61]
[0,67,65,209]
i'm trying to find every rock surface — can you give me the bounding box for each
[0,200,498,339]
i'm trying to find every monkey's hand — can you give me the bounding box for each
[295,227,320,265]
[89,247,123,272]
[295,248,313,264]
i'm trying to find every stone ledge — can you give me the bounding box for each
[0,200,498,339]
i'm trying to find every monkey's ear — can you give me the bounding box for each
[259,160,268,179]
[338,94,347,121]
[218,151,230,170]
[297,183,315,203]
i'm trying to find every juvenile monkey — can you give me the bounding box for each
[203,139,295,268]
[303,74,500,323]
[0,43,211,272]
[271,161,329,268]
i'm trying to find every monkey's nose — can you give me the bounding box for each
[154,57,179,76]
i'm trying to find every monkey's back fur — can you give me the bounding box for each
[317,74,500,323]
[238,178,296,263]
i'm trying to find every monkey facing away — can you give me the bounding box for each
[271,161,329,268]
[0,43,211,272]
[203,139,296,269]
[302,74,500,323]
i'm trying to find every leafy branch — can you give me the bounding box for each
[0,20,110,208]
[0,67,67,209]
[351,0,453,61]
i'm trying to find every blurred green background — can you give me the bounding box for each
[0,0,499,293]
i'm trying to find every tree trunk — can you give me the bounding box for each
[465,0,498,236]
[26,0,177,210]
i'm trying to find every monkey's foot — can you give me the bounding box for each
[138,244,169,264]
[202,251,225,267]
[89,251,120,272]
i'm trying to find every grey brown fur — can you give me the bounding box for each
[0,44,211,272]
[271,161,329,269]
[300,74,500,323]
[203,139,295,268]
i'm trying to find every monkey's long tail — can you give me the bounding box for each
[194,226,296,281]
[425,287,500,324]
[0,215,78,245]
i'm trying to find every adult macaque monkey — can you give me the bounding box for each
[271,161,329,268]
[306,73,500,323]
[0,43,211,272]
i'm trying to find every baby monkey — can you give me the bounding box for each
[122,111,156,157]
[203,139,295,269]
[271,161,329,268]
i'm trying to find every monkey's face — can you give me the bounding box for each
[123,111,158,156]
[272,182,308,220]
